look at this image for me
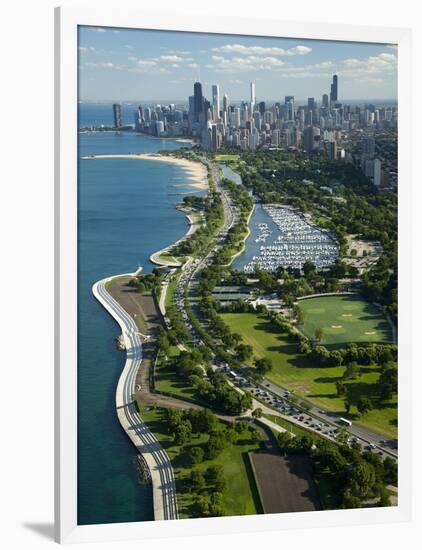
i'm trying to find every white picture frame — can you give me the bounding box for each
[55,5,412,544]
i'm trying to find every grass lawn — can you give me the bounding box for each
[164,271,181,311]
[298,295,392,348]
[263,414,323,442]
[154,346,200,405]
[137,404,263,518]
[221,312,397,438]
[215,154,240,162]
[159,252,178,263]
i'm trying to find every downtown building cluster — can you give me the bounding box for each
[112,74,397,187]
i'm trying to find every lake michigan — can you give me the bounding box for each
[77,105,199,525]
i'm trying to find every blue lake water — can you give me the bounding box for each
[77,126,200,525]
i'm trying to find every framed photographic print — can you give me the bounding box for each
[55,6,412,544]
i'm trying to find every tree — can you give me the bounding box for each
[252,408,262,419]
[185,408,218,434]
[189,468,205,492]
[303,260,316,276]
[344,398,351,415]
[254,357,273,377]
[347,461,377,499]
[235,343,253,362]
[341,491,362,509]
[383,457,398,485]
[314,327,324,343]
[336,380,346,397]
[209,492,224,517]
[295,305,305,326]
[187,446,205,466]
[357,396,373,415]
[277,431,294,453]
[336,427,350,446]
[206,432,228,459]
[192,495,210,517]
[206,464,225,485]
[343,361,359,380]
[173,420,192,446]
[378,489,391,507]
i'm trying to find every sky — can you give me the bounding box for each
[78,26,398,103]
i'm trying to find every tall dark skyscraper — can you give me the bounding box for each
[322,93,329,108]
[193,82,203,118]
[113,103,122,128]
[330,75,338,103]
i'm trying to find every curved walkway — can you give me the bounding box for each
[92,275,178,521]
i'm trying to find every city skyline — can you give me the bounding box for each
[78,26,398,101]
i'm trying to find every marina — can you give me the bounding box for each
[239,204,338,273]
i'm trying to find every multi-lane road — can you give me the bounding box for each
[93,277,178,521]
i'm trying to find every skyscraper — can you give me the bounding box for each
[113,103,122,129]
[250,82,256,111]
[330,75,338,103]
[285,96,295,121]
[193,82,203,120]
[322,94,329,108]
[211,84,220,122]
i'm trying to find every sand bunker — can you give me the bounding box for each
[365,331,377,335]
[342,314,353,317]
[331,325,343,329]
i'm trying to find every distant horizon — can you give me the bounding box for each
[79,98,398,105]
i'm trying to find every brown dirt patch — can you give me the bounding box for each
[251,453,321,514]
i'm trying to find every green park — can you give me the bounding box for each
[221,309,397,438]
[137,403,263,518]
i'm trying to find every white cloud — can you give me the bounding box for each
[137,59,157,66]
[155,54,194,64]
[208,55,285,72]
[128,56,137,61]
[211,43,312,57]
[187,63,198,69]
[341,52,397,76]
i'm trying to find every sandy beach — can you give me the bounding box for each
[81,153,209,190]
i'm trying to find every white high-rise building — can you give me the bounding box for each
[212,84,220,122]
[250,81,256,112]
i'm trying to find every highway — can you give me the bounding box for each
[93,277,178,521]
[258,378,398,458]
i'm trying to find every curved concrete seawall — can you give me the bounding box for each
[92,275,178,521]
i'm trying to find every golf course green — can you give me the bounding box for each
[298,295,392,348]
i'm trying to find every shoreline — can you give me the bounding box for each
[149,206,203,268]
[81,152,209,190]
[92,275,178,521]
